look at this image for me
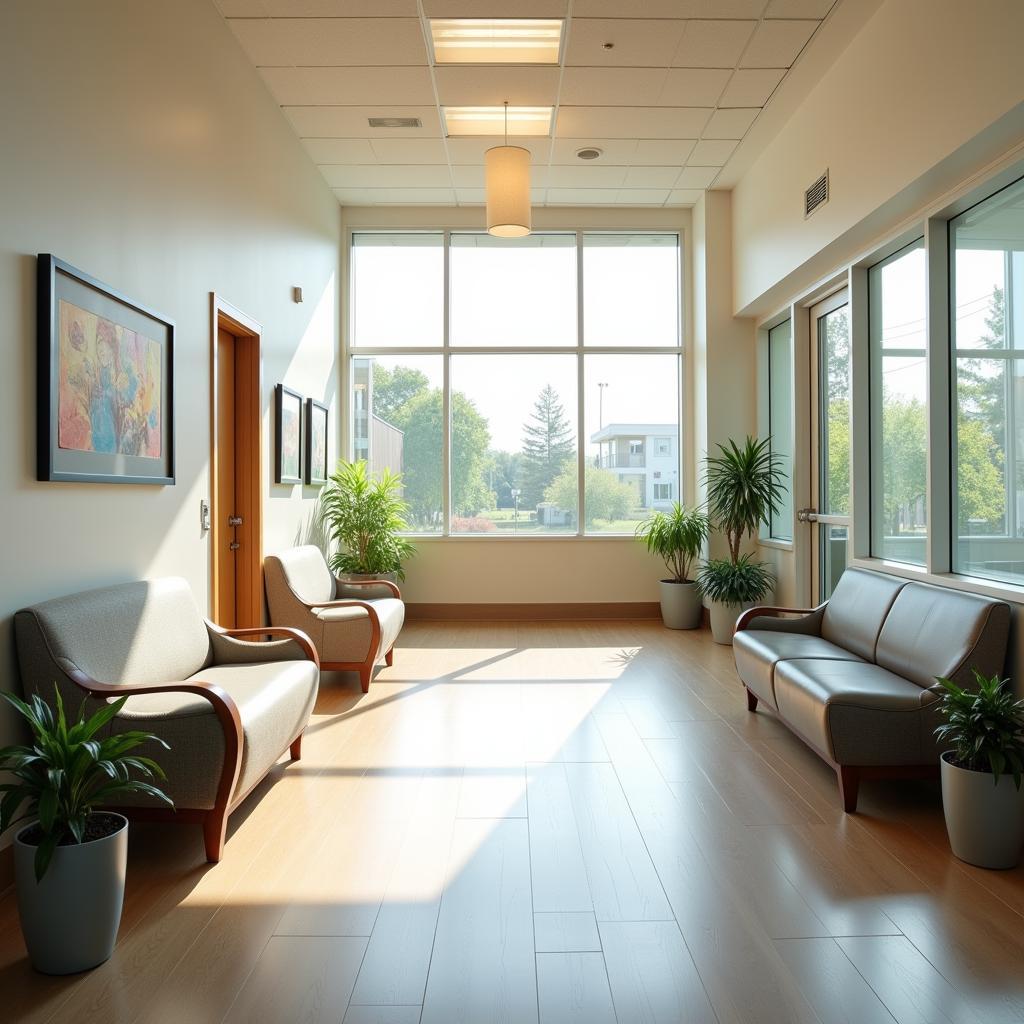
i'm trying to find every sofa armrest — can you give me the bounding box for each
[206,622,320,669]
[60,661,244,810]
[735,605,825,635]
[334,577,402,600]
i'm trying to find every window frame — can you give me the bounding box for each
[345,227,685,539]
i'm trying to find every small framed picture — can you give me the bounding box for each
[305,398,329,486]
[37,254,175,484]
[275,384,303,485]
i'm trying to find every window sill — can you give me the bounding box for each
[402,533,640,542]
[758,537,794,552]
[851,556,1024,606]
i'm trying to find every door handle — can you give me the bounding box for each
[229,541,241,551]
[796,507,819,523]
[228,515,243,527]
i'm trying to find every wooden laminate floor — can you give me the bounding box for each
[3,621,1023,1024]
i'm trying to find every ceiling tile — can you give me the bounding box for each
[454,187,548,205]
[559,68,668,107]
[701,107,759,139]
[688,138,738,163]
[550,138,638,164]
[741,19,819,67]
[675,165,720,188]
[285,105,442,137]
[423,1,568,14]
[214,0,268,14]
[764,0,833,17]
[667,188,704,205]
[303,139,377,163]
[718,68,785,106]
[226,17,427,66]
[659,68,731,107]
[258,67,433,107]
[575,0,765,14]
[622,166,681,188]
[671,20,756,68]
[547,164,628,187]
[321,164,453,188]
[334,187,458,205]
[369,138,449,163]
[446,136,553,163]
[556,106,711,139]
[546,188,622,205]
[452,165,550,187]
[632,139,697,165]
[260,1,418,13]
[615,188,670,205]
[434,67,560,107]
[565,19,686,67]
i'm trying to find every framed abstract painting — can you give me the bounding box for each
[37,254,175,484]
[305,398,329,487]
[275,384,303,485]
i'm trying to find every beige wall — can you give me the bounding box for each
[0,0,341,763]
[732,0,1024,319]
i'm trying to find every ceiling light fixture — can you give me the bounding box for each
[486,101,530,239]
[442,105,553,137]
[430,19,563,65]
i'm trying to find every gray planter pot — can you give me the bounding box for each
[940,753,1024,869]
[15,813,129,974]
[658,580,703,630]
[708,599,750,645]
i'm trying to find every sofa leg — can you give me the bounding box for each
[359,665,372,693]
[745,687,758,712]
[385,646,394,667]
[290,733,303,760]
[837,765,860,813]
[203,807,230,863]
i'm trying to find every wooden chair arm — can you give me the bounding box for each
[207,622,320,669]
[62,664,244,812]
[734,605,818,633]
[334,577,402,599]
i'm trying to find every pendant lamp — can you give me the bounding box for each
[486,102,531,238]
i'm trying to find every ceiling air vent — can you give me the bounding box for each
[367,117,422,129]
[805,170,829,218]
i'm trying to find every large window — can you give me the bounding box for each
[869,240,927,565]
[952,177,1024,583]
[766,318,793,541]
[350,231,683,536]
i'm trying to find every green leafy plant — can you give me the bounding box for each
[704,436,786,564]
[697,555,775,606]
[319,460,416,580]
[934,670,1024,788]
[635,503,710,583]
[0,689,172,881]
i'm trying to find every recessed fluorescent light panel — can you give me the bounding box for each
[430,19,563,65]
[443,106,554,137]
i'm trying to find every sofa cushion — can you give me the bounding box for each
[874,582,1012,689]
[819,568,907,661]
[316,598,404,666]
[114,659,319,809]
[774,658,940,765]
[734,631,864,710]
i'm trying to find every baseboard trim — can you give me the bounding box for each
[405,602,661,621]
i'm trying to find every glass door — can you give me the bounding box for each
[805,291,852,601]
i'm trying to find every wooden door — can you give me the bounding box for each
[215,327,238,626]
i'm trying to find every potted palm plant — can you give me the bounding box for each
[319,460,416,582]
[0,689,171,974]
[698,436,785,644]
[635,503,710,629]
[934,670,1024,869]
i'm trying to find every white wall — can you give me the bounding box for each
[732,0,1024,318]
[0,0,341,760]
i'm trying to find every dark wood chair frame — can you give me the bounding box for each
[62,621,320,862]
[291,577,401,693]
[734,606,938,812]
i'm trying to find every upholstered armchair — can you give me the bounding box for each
[15,577,320,862]
[264,545,405,692]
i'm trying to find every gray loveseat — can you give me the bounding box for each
[733,567,1011,811]
[15,577,320,861]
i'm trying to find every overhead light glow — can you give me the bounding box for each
[443,106,553,137]
[430,19,563,65]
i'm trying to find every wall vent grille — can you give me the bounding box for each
[805,171,829,218]
[368,117,422,129]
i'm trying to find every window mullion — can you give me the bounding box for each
[442,229,451,537]
[576,230,585,537]
[926,216,952,574]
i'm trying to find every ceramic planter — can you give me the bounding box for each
[339,571,398,584]
[708,599,751,644]
[14,814,128,974]
[658,580,703,630]
[940,754,1024,869]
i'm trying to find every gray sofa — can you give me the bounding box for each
[15,577,320,861]
[733,567,1011,811]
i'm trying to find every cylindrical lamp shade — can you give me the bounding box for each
[485,145,531,238]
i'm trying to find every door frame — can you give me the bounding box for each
[210,294,264,628]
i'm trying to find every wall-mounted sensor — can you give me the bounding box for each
[293,286,303,303]
[200,499,211,533]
